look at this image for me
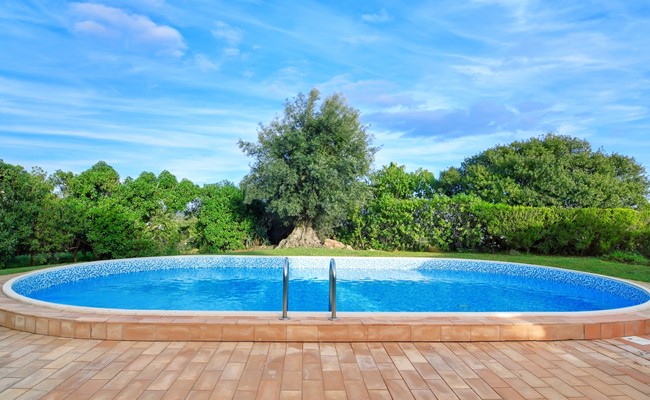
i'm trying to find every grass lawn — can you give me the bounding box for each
[0,265,54,276]
[2,249,649,283]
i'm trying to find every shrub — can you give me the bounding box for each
[194,183,256,252]
[603,250,649,266]
[341,195,650,257]
[340,195,484,252]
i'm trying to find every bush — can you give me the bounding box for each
[340,195,484,252]
[632,211,650,258]
[603,250,649,266]
[86,200,157,259]
[340,195,650,257]
[476,204,558,253]
[194,183,256,252]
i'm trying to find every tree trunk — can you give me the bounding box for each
[276,221,322,248]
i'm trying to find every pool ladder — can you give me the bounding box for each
[280,257,290,320]
[279,257,338,321]
[329,258,338,320]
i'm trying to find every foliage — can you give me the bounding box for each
[476,205,649,256]
[602,250,649,266]
[341,195,485,252]
[370,163,436,200]
[58,196,92,261]
[239,89,376,242]
[2,130,650,267]
[31,193,73,264]
[0,161,52,267]
[0,160,257,266]
[118,172,163,222]
[476,204,560,253]
[342,194,650,258]
[193,182,255,252]
[437,133,650,208]
[69,161,120,201]
[113,171,195,255]
[85,198,157,259]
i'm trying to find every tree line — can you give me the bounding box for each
[341,165,650,257]
[0,160,256,267]
[2,90,649,267]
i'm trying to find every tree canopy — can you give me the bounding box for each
[0,160,257,267]
[239,89,376,247]
[1,161,50,265]
[436,133,650,208]
[371,162,436,200]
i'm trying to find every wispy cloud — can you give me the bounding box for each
[366,100,554,139]
[193,53,219,72]
[211,21,244,46]
[70,2,186,56]
[361,9,391,24]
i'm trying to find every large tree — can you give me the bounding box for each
[239,89,376,247]
[437,133,650,208]
[69,161,120,201]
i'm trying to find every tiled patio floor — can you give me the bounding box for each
[1,327,649,400]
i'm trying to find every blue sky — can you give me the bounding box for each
[2,1,649,184]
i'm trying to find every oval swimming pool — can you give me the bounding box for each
[5,256,650,313]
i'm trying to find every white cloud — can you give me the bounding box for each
[74,20,110,36]
[361,9,391,23]
[70,2,186,56]
[193,53,219,72]
[212,21,244,46]
[223,47,241,57]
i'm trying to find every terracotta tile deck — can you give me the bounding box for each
[0,327,648,399]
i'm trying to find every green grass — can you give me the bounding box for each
[2,249,649,282]
[0,265,54,276]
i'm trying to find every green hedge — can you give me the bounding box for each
[341,195,484,252]
[340,196,650,257]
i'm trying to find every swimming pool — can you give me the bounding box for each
[6,256,650,313]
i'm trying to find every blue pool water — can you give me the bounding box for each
[8,256,650,312]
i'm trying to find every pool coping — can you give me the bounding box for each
[1,272,649,342]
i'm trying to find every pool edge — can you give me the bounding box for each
[2,272,649,342]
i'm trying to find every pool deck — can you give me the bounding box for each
[1,274,649,343]
[1,327,649,399]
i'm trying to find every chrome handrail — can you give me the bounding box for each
[329,258,338,320]
[280,257,289,320]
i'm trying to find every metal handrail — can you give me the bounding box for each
[329,258,338,320]
[280,257,290,320]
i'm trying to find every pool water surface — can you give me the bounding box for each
[9,256,650,313]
